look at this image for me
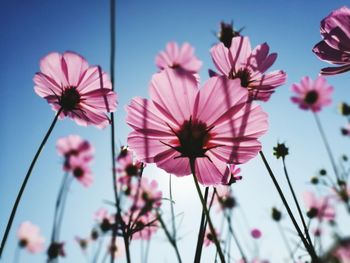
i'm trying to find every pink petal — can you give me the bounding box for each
[210,43,232,76]
[229,36,252,71]
[62,52,89,87]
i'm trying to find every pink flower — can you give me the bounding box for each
[213,185,236,212]
[69,156,93,187]
[94,208,114,233]
[334,241,350,263]
[126,69,268,185]
[109,238,124,259]
[313,6,350,75]
[204,228,220,247]
[56,135,94,171]
[116,147,143,183]
[155,42,202,73]
[291,76,333,112]
[210,36,286,101]
[251,228,262,239]
[223,164,242,185]
[17,221,45,253]
[34,52,117,128]
[131,215,159,241]
[303,191,335,221]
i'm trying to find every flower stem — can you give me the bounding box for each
[282,158,315,250]
[259,151,319,262]
[313,113,340,181]
[194,187,209,262]
[158,213,182,263]
[0,108,62,258]
[189,158,226,263]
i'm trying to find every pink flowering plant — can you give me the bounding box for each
[3,3,350,263]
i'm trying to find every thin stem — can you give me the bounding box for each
[313,113,339,181]
[158,214,182,263]
[277,223,294,262]
[259,151,319,262]
[194,187,209,262]
[224,210,247,263]
[189,159,226,263]
[169,175,177,240]
[282,158,314,250]
[93,235,104,263]
[0,108,62,258]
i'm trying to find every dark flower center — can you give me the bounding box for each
[218,21,241,48]
[171,118,212,159]
[125,164,139,176]
[220,196,236,209]
[47,242,65,260]
[19,239,28,248]
[304,90,318,105]
[229,68,251,87]
[60,87,80,111]
[73,167,84,178]
[206,233,214,241]
[307,207,319,218]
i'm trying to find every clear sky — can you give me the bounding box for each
[1,0,350,262]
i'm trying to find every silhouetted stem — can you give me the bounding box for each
[276,223,294,262]
[189,159,226,263]
[259,151,319,262]
[282,158,315,250]
[169,175,177,240]
[225,211,247,262]
[55,178,72,242]
[158,214,182,263]
[0,108,62,258]
[313,113,339,181]
[194,187,209,262]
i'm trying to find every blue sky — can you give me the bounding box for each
[1,0,350,262]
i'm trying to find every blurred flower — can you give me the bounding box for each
[33,51,117,128]
[56,135,94,171]
[341,124,350,136]
[155,42,202,74]
[291,76,333,112]
[339,102,350,116]
[214,185,236,211]
[216,21,242,48]
[333,240,350,263]
[271,207,282,222]
[130,213,159,240]
[47,242,65,260]
[117,147,143,185]
[94,208,114,233]
[273,143,289,160]
[204,228,220,247]
[126,69,268,185]
[251,228,262,239]
[69,156,93,187]
[312,6,350,75]
[303,191,335,221]
[109,238,124,259]
[210,36,286,101]
[17,221,45,253]
[75,236,89,251]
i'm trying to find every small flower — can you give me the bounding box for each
[333,239,350,262]
[310,176,319,184]
[210,36,287,101]
[75,236,89,251]
[216,21,242,48]
[109,238,124,259]
[223,164,242,185]
[94,208,114,233]
[303,191,335,221]
[126,69,268,185]
[339,102,350,116]
[117,147,143,184]
[155,42,202,74]
[341,124,350,137]
[214,185,236,211]
[291,76,333,112]
[271,207,282,222]
[319,169,327,176]
[251,228,262,239]
[56,135,94,171]
[69,156,93,187]
[313,6,350,75]
[47,242,65,260]
[17,221,45,253]
[204,228,220,247]
[33,52,117,128]
[130,214,159,241]
[273,143,289,159]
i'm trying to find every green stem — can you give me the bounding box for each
[194,187,209,262]
[189,158,226,263]
[0,108,62,258]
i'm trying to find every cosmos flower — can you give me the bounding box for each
[204,228,220,247]
[223,164,242,185]
[69,156,93,187]
[126,69,268,185]
[155,42,202,74]
[130,213,159,241]
[251,228,262,239]
[94,208,114,233]
[313,6,350,75]
[17,221,45,253]
[210,36,286,101]
[33,51,117,128]
[333,240,350,263]
[133,178,162,213]
[213,185,236,212]
[216,21,242,48]
[291,76,333,112]
[56,135,94,171]
[116,147,143,184]
[303,191,335,221]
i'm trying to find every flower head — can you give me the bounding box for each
[204,228,220,247]
[17,221,45,253]
[291,76,333,112]
[271,207,282,222]
[126,69,268,185]
[223,164,242,185]
[34,52,117,128]
[47,242,65,260]
[56,135,94,171]
[341,124,350,137]
[216,21,242,48]
[117,147,143,184]
[339,102,350,116]
[94,208,114,232]
[108,238,124,259]
[273,142,289,160]
[210,36,286,101]
[155,42,202,74]
[303,191,335,221]
[312,6,350,75]
[251,228,262,239]
[69,156,93,187]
